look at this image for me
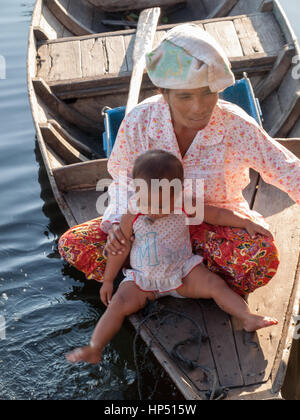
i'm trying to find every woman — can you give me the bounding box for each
[59,24,300,297]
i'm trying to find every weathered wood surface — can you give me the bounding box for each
[87,0,185,11]
[40,122,89,164]
[255,44,296,101]
[54,164,300,398]
[261,67,300,138]
[36,11,286,89]
[63,190,103,223]
[248,179,300,393]
[48,118,102,159]
[32,77,101,135]
[45,0,107,35]
[53,158,110,192]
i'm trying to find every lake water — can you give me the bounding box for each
[0,0,299,400]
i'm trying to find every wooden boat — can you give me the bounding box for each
[28,0,300,399]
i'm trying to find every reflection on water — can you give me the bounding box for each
[0,0,299,400]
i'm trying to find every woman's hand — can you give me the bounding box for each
[100,282,113,307]
[244,220,274,240]
[104,223,134,256]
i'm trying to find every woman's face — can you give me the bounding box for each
[162,87,218,131]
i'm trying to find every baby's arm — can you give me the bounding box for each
[101,213,135,306]
[203,205,273,239]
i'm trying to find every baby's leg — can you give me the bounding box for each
[177,264,278,332]
[66,282,156,364]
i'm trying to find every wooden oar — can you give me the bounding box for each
[126,7,161,115]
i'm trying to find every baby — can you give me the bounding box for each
[67,150,278,364]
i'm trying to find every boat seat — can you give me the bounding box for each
[102,76,262,157]
[45,0,107,36]
[36,11,289,101]
[42,0,239,37]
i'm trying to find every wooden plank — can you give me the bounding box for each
[62,27,74,38]
[288,117,300,138]
[234,16,265,56]
[248,13,285,56]
[32,78,101,135]
[48,119,102,159]
[244,179,300,385]
[255,44,295,101]
[48,41,82,81]
[231,316,270,386]
[272,0,298,45]
[51,79,155,100]
[47,55,275,101]
[104,35,127,75]
[33,27,49,41]
[40,3,64,40]
[80,38,106,78]
[53,158,110,191]
[130,312,204,400]
[32,0,42,27]
[261,90,282,135]
[87,0,185,11]
[199,300,244,387]
[204,20,243,57]
[267,65,300,137]
[40,123,89,164]
[277,65,300,112]
[230,54,276,74]
[63,190,102,224]
[36,13,269,46]
[250,75,266,90]
[276,96,300,139]
[134,297,218,392]
[37,43,51,79]
[46,0,94,36]
[46,145,65,169]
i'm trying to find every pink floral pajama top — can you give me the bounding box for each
[100,94,300,233]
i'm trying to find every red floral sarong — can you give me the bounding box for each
[58,218,279,296]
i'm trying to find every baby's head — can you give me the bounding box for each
[132,150,184,218]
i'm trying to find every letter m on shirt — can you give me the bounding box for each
[135,232,159,268]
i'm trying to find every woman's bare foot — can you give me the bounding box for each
[243,314,278,332]
[66,345,102,364]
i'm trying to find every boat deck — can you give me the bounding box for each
[36,11,287,100]
[51,160,300,400]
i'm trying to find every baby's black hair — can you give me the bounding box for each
[132,149,184,184]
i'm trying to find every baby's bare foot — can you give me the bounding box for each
[66,345,102,364]
[243,315,278,332]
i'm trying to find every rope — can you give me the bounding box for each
[133,300,228,400]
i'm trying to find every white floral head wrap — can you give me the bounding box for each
[146,23,235,92]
